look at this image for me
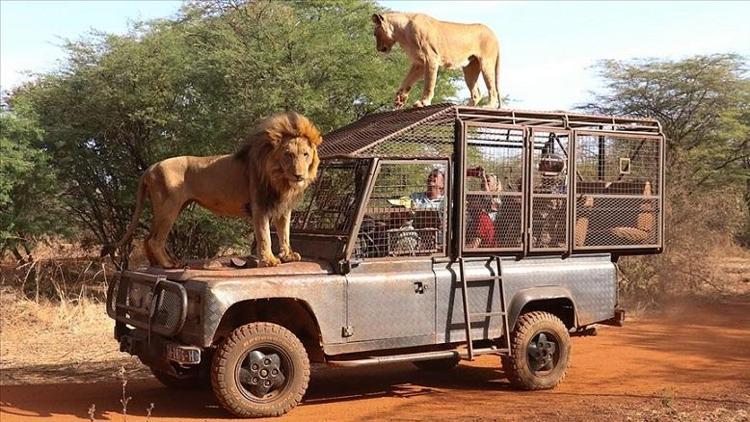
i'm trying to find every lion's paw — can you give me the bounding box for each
[279,251,301,263]
[413,99,430,108]
[258,255,281,267]
[394,90,409,109]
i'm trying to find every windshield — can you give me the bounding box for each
[291,159,371,234]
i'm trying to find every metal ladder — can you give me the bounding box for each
[458,255,512,360]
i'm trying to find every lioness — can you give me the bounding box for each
[102,112,323,268]
[372,12,501,109]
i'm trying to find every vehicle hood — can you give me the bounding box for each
[140,258,335,282]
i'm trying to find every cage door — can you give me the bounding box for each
[528,130,571,253]
[461,123,527,254]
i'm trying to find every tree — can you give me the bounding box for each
[579,54,750,297]
[7,0,458,267]
[580,54,749,191]
[0,103,66,262]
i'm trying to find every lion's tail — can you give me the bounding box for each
[495,48,501,108]
[100,175,148,258]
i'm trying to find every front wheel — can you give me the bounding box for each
[501,311,571,390]
[211,322,310,418]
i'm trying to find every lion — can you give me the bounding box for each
[372,12,501,109]
[101,112,323,269]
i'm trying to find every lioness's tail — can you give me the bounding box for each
[100,175,148,258]
[495,49,501,108]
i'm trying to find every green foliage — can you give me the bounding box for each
[581,54,749,191]
[0,106,67,261]
[580,54,750,298]
[6,0,457,265]
[168,206,252,260]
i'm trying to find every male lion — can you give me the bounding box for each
[372,12,501,109]
[102,112,323,268]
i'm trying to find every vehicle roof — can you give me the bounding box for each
[319,103,663,160]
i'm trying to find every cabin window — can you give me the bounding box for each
[354,161,448,259]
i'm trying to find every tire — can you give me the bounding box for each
[412,356,460,371]
[501,311,571,390]
[211,322,310,418]
[151,368,209,390]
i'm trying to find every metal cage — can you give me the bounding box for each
[299,104,664,262]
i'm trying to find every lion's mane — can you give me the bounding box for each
[235,112,323,218]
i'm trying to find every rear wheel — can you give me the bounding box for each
[412,356,460,371]
[501,311,570,390]
[211,322,310,418]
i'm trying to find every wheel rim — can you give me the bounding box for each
[526,331,560,374]
[235,343,293,403]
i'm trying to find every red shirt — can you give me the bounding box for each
[469,212,495,248]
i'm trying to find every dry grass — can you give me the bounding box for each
[0,288,149,385]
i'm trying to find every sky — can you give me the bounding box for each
[1,0,749,110]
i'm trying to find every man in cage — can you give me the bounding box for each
[384,166,447,255]
[410,167,446,209]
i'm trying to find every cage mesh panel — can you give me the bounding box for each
[575,135,660,194]
[531,196,568,249]
[320,104,457,158]
[530,132,570,250]
[362,109,456,158]
[465,192,523,250]
[291,159,370,233]
[354,162,447,259]
[575,197,659,247]
[321,104,661,161]
[574,134,661,249]
[464,126,525,251]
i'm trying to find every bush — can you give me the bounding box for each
[167,206,252,261]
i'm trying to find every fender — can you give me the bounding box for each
[507,286,577,329]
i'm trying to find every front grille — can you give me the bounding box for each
[153,287,185,330]
[107,272,187,337]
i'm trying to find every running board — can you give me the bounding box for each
[327,347,509,368]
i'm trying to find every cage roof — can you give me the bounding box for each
[319,103,662,159]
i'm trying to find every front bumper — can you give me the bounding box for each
[116,323,203,375]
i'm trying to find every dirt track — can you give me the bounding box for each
[1,297,749,421]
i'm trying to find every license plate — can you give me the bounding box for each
[165,343,201,365]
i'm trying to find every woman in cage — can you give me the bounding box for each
[466,167,502,248]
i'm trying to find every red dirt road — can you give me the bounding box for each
[2,298,749,421]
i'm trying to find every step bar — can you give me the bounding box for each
[327,346,509,368]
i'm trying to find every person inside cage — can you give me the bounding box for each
[466,167,502,248]
[408,166,447,252]
[410,167,446,209]
[466,194,496,248]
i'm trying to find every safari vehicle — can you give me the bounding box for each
[106,104,664,418]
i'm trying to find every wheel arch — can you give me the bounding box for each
[212,297,324,363]
[508,287,577,330]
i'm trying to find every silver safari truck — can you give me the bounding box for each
[107,104,664,418]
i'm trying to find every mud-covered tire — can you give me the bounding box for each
[151,368,209,390]
[412,356,461,371]
[211,322,310,418]
[501,311,571,390]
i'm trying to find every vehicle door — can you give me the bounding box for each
[344,160,448,347]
